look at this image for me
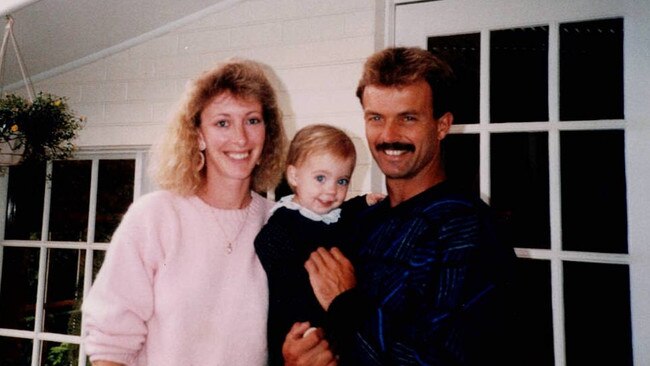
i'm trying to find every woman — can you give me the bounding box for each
[82,59,287,366]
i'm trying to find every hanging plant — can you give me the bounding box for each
[0,92,84,165]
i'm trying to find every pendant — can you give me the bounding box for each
[226,242,233,254]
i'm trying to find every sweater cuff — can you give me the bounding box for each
[89,352,134,365]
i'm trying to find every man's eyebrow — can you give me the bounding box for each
[363,109,380,114]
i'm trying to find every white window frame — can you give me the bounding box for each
[386,0,650,365]
[0,147,150,366]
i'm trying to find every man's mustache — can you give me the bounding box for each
[376,142,415,153]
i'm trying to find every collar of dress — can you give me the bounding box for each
[270,194,341,225]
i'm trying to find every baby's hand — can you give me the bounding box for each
[365,192,386,205]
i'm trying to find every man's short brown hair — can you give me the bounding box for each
[356,47,455,119]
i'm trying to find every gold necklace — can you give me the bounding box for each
[210,198,251,254]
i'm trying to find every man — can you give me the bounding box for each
[283,47,516,366]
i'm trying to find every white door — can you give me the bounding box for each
[392,1,650,365]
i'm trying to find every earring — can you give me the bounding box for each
[198,139,207,151]
[196,151,205,171]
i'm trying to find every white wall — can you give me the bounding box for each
[32,0,381,196]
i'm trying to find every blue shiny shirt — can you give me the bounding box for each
[328,181,516,366]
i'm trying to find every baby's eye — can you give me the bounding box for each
[337,178,350,186]
[315,175,326,183]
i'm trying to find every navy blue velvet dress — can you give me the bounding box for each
[254,195,368,366]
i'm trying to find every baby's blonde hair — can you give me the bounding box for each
[286,124,356,190]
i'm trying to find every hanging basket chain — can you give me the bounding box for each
[0,15,35,101]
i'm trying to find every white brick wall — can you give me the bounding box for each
[32,0,381,195]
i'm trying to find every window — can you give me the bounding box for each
[0,152,144,365]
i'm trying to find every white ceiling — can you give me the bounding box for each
[1,0,239,90]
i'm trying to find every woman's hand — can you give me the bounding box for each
[282,322,338,366]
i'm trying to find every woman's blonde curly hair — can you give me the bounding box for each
[152,59,287,195]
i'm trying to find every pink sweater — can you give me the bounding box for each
[82,190,273,365]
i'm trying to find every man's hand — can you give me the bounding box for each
[304,247,356,310]
[282,322,338,366]
[365,192,386,205]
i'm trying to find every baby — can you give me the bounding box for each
[254,124,382,366]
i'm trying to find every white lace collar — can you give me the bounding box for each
[270,194,341,224]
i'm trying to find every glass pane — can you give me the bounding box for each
[560,18,624,121]
[512,258,554,366]
[0,336,32,366]
[5,163,46,240]
[491,133,549,249]
[92,250,106,282]
[560,131,627,253]
[0,247,39,330]
[95,159,135,242]
[49,160,91,242]
[42,249,84,335]
[41,341,79,366]
[564,262,632,366]
[441,133,479,195]
[428,33,480,124]
[491,26,549,123]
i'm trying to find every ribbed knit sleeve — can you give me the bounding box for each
[82,191,176,364]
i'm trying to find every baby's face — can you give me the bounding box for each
[287,152,354,215]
